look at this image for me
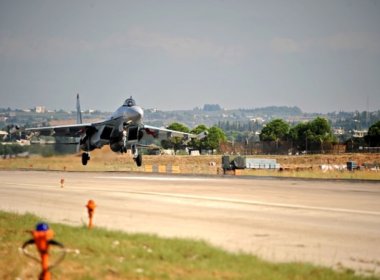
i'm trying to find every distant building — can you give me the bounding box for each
[250,117,265,124]
[203,104,222,111]
[352,129,368,138]
[35,106,46,113]
[333,128,345,136]
[0,131,8,137]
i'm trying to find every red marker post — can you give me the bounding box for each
[22,223,65,280]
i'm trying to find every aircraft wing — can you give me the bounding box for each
[142,124,207,141]
[25,122,103,137]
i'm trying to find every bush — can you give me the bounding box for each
[0,144,28,156]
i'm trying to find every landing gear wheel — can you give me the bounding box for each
[82,152,90,165]
[134,154,142,167]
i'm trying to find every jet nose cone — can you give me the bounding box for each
[129,106,144,122]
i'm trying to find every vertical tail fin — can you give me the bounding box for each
[76,93,83,124]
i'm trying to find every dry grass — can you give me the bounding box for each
[1,147,379,180]
[0,146,221,174]
[239,168,380,180]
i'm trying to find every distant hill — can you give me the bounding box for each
[237,106,303,116]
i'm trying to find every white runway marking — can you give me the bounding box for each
[4,180,380,217]
[95,176,217,181]
[123,191,380,217]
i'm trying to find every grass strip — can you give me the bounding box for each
[0,211,379,280]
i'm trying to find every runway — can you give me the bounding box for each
[1,170,379,274]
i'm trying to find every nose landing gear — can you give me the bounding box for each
[82,152,90,165]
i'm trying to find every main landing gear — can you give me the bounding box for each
[134,154,142,167]
[82,152,90,165]
[132,144,142,167]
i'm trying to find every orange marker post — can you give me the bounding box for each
[86,200,96,229]
[22,223,65,280]
[33,225,53,280]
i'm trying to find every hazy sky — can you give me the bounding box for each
[1,0,379,113]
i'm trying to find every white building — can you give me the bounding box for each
[353,129,368,138]
[333,128,345,135]
[35,106,46,113]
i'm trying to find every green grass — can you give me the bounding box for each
[1,211,379,280]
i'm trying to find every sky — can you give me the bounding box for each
[0,0,380,113]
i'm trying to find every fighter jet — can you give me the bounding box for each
[25,95,207,166]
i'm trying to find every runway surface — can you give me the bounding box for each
[1,170,379,274]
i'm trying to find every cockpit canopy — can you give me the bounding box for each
[123,97,136,107]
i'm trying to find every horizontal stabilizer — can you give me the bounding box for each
[197,131,208,140]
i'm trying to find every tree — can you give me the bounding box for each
[190,124,208,153]
[259,119,290,149]
[365,121,380,146]
[167,122,189,133]
[289,117,335,153]
[203,126,227,154]
[307,117,335,152]
[0,144,27,156]
[161,122,190,153]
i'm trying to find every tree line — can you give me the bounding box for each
[1,119,379,156]
[163,118,380,154]
[260,117,335,153]
[257,118,380,153]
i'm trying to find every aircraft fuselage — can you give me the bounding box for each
[80,99,144,153]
